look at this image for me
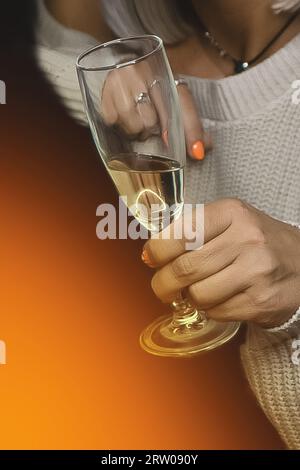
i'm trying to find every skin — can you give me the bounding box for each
[144,200,300,328]
[46,0,300,327]
[179,0,300,77]
[91,0,300,156]
[46,0,211,156]
[45,0,114,42]
[151,0,300,328]
[47,0,300,156]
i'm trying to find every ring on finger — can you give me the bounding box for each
[174,78,188,88]
[135,91,151,106]
[149,79,160,90]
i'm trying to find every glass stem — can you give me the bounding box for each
[170,293,206,333]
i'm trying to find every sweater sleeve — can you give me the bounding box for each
[240,317,300,449]
[36,45,88,125]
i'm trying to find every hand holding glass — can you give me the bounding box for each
[76,36,240,357]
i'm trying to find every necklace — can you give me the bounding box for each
[201,12,299,74]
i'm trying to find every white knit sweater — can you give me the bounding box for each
[35,1,300,448]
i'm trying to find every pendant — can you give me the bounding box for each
[234,60,249,74]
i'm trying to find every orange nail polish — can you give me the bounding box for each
[141,249,155,268]
[162,129,169,147]
[192,140,205,160]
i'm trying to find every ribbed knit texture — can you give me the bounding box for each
[35,0,300,448]
[241,325,300,449]
[183,45,300,223]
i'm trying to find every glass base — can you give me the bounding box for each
[140,313,240,358]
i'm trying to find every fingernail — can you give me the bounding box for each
[192,140,205,160]
[141,249,155,268]
[162,129,169,146]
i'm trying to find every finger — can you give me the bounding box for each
[205,292,252,322]
[143,199,234,268]
[115,107,144,136]
[101,83,118,126]
[106,71,144,135]
[149,81,168,138]
[187,263,248,310]
[150,231,239,302]
[136,100,159,139]
[177,84,212,160]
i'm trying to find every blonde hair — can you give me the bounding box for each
[101,0,300,44]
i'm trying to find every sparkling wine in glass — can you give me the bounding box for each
[76,36,240,357]
[107,153,184,233]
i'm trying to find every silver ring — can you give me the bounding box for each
[149,79,160,90]
[174,78,188,88]
[135,91,151,106]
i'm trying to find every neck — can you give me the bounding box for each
[192,0,293,61]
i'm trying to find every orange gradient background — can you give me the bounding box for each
[0,51,284,450]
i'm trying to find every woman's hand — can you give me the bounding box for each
[142,199,300,328]
[101,62,212,160]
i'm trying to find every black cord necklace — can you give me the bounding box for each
[201,11,299,74]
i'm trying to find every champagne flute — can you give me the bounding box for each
[76,36,240,357]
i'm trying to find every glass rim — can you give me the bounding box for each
[76,35,163,72]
